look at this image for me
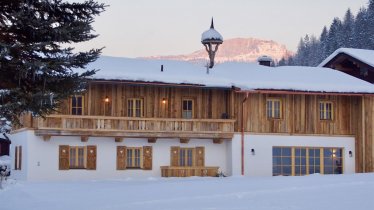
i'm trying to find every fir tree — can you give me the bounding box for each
[354,8,368,49]
[326,18,343,55]
[319,26,329,61]
[0,0,106,126]
[342,9,355,48]
[367,0,374,48]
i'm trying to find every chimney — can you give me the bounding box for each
[257,55,273,67]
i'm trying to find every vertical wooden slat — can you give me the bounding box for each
[195,147,205,167]
[86,145,97,170]
[59,145,70,170]
[14,146,18,170]
[170,146,180,166]
[19,146,22,170]
[143,146,152,170]
[116,146,127,170]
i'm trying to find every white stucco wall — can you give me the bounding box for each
[9,130,230,181]
[9,130,30,180]
[231,133,356,177]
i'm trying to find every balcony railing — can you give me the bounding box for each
[26,114,235,139]
[160,166,219,177]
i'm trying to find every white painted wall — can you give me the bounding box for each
[231,134,356,177]
[10,130,230,181]
[9,130,29,180]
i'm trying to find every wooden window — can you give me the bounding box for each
[323,148,343,174]
[308,148,321,174]
[71,95,84,115]
[182,99,193,119]
[170,147,205,167]
[58,145,96,170]
[69,146,86,169]
[40,94,54,106]
[319,101,333,120]
[116,146,152,170]
[272,147,292,176]
[126,147,142,168]
[179,148,194,166]
[272,146,343,176]
[294,148,307,176]
[127,98,143,117]
[14,146,22,170]
[266,98,282,119]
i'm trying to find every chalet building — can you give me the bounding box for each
[9,56,374,181]
[319,48,374,83]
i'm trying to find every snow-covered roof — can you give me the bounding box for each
[319,48,374,68]
[257,55,273,62]
[201,28,223,42]
[84,56,374,94]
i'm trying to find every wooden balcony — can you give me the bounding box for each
[160,166,219,177]
[27,115,235,140]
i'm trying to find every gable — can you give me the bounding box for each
[320,52,374,83]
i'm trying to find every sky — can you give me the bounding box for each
[70,0,369,58]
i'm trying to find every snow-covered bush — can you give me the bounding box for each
[0,155,11,189]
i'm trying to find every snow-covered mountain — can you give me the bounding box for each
[144,37,293,64]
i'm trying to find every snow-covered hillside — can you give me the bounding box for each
[145,37,293,64]
[1,173,374,210]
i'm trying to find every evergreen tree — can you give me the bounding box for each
[319,26,329,61]
[353,8,368,49]
[326,18,343,55]
[308,35,320,66]
[0,0,106,126]
[342,9,355,48]
[367,0,374,48]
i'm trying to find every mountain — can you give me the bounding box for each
[144,37,293,64]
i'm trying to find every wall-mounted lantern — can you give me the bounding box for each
[162,98,167,104]
[349,150,353,157]
[104,96,110,103]
[251,148,255,156]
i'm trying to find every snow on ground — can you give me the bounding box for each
[1,173,374,210]
[0,155,11,166]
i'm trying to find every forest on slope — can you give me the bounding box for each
[279,0,374,67]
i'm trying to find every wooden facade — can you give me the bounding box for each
[15,80,374,175]
[28,82,235,142]
[321,52,374,83]
[233,92,374,173]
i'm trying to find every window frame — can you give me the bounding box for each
[179,147,195,167]
[69,146,87,169]
[126,147,143,169]
[272,146,343,176]
[127,98,144,117]
[319,100,334,121]
[71,95,84,115]
[170,146,205,167]
[266,98,282,119]
[182,98,194,119]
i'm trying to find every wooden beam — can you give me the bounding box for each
[43,135,51,141]
[35,130,234,139]
[115,137,123,142]
[148,137,157,143]
[81,136,89,142]
[213,138,224,144]
[180,138,190,144]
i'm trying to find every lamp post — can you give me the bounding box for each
[201,18,223,69]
